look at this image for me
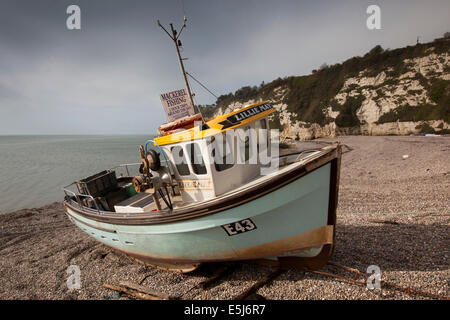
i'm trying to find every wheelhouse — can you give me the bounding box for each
[154,101,275,203]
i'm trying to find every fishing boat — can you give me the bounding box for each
[62,18,342,273]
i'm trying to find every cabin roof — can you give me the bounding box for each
[153,101,274,146]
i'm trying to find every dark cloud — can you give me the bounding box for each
[0,0,449,134]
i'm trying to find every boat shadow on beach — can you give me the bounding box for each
[331,222,449,272]
[178,220,449,285]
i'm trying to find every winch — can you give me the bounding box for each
[132,145,175,210]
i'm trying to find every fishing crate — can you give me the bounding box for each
[76,170,118,198]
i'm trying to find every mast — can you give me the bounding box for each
[157,17,198,114]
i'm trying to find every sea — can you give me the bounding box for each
[0,135,155,213]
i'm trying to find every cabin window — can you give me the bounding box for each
[186,143,207,175]
[237,126,251,163]
[260,118,267,130]
[261,119,269,149]
[256,118,269,152]
[213,134,234,172]
[171,146,190,176]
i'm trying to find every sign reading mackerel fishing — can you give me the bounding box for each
[160,89,195,122]
[218,102,273,129]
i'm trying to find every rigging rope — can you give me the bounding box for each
[186,71,219,99]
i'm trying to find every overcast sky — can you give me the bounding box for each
[1,0,449,135]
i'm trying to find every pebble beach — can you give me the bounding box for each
[0,136,449,300]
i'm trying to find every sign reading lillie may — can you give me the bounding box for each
[160,89,195,122]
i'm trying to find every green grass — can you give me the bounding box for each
[334,95,365,127]
[377,103,450,124]
[407,89,423,95]
[416,122,435,133]
[268,112,283,130]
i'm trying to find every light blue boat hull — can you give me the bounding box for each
[65,162,335,266]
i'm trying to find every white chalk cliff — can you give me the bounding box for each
[212,41,450,141]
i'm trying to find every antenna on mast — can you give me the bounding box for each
[157,17,201,116]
